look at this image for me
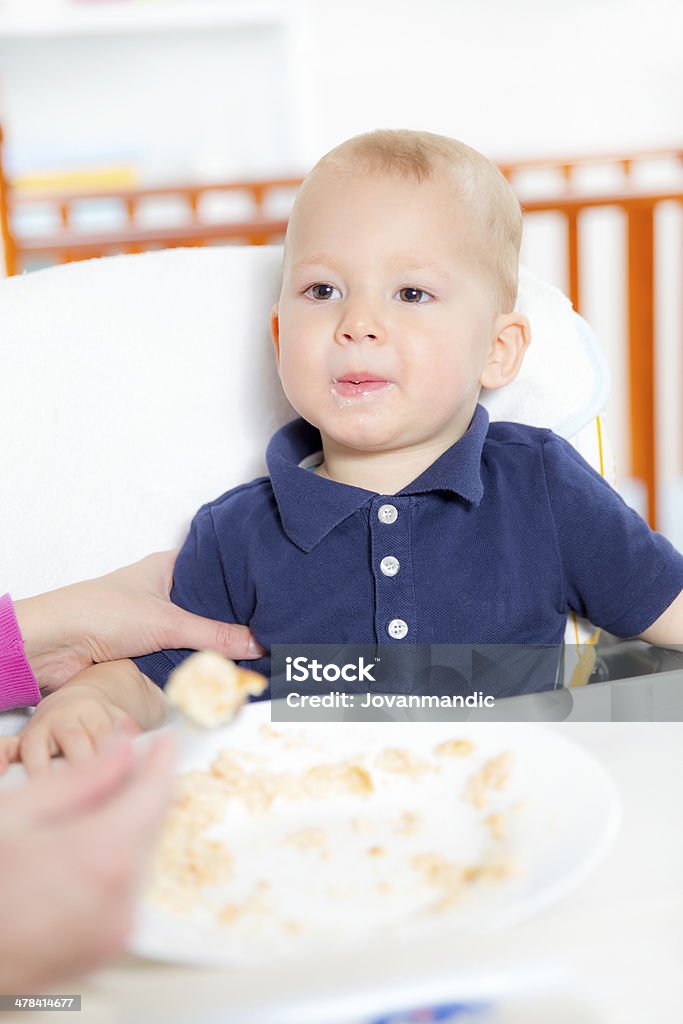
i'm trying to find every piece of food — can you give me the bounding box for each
[434,738,475,758]
[375,747,432,777]
[463,752,514,809]
[302,761,374,796]
[166,650,268,727]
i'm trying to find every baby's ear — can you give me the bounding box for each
[480,312,531,391]
[270,303,281,364]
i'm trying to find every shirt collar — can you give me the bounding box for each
[266,403,489,552]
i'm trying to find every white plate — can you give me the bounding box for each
[129,704,620,970]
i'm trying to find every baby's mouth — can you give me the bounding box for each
[331,377,392,398]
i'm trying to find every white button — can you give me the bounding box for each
[378,504,398,524]
[387,618,408,639]
[380,556,400,577]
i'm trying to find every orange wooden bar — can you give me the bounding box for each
[11,176,303,209]
[19,216,290,261]
[627,205,656,530]
[498,146,683,178]
[521,188,683,530]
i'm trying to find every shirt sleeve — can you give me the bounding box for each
[541,432,683,637]
[0,593,42,710]
[132,505,243,687]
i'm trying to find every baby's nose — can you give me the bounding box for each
[334,307,384,345]
[338,327,378,343]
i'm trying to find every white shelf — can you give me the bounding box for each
[0,2,283,39]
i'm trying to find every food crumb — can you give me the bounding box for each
[259,724,284,740]
[395,811,421,835]
[375,748,432,778]
[218,882,272,925]
[463,856,517,884]
[464,752,513,808]
[434,738,475,758]
[303,762,374,796]
[484,812,506,841]
[282,919,303,934]
[411,852,464,910]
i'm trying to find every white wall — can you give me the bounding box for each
[5,0,681,182]
[286,0,683,163]
[0,22,294,181]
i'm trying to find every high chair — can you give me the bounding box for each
[0,247,614,688]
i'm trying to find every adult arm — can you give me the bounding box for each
[5,549,264,700]
[0,732,175,991]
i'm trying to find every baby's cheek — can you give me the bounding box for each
[275,380,314,430]
[278,347,306,386]
[274,350,296,387]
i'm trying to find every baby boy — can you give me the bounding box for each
[9,129,683,769]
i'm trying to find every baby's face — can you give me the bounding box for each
[272,167,501,457]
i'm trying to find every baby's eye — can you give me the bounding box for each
[396,287,431,304]
[304,283,341,301]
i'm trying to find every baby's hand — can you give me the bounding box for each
[0,736,20,776]
[11,685,142,776]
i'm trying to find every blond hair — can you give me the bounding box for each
[289,129,522,312]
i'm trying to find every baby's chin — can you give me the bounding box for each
[316,415,410,454]
[294,388,399,443]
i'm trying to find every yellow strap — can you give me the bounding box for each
[568,627,601,687]
[566,415,609,687]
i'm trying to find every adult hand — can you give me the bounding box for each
[14,551,265,691]
[0,732,175,991]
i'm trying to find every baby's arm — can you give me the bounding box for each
[12,660,167,775]
[637,589,683,652]
[541,434,683,644]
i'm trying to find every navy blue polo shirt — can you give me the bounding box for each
[134,403,683,690]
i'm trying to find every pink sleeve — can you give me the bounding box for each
[0,593,42,711]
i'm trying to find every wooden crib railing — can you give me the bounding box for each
[522,187,683,532]
[502,147,683,530]
[2,130,681,531]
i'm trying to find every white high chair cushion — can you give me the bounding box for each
[482,265,611,439]
[0,246,609,598]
